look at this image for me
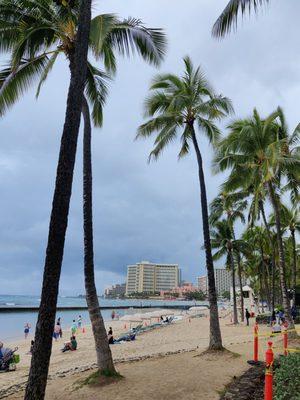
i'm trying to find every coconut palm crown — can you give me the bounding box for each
[0,0,166,121]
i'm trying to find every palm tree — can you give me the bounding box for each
[212,0,270,37]
[210,219,247,324]
[272,204,300,306]
[137,57,233,350]
[209,191,247,321]
[246,184,277,311]
[214,108,300,328]
[0,2,166,374]
[24,0,92,398]
[242,225,272,311]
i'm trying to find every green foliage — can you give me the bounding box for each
[274,354,300,400]
[184,291,206,301]
[222,291,230,300]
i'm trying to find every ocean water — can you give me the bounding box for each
[0,295,205,342]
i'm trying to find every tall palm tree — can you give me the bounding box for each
[212,0,270,37]
[22,0,92,398]
[214,108,300,328]
[210,219,247,324]
[137,57,233,350]
[0,2,166,374]
[209,191,247,321]
[271,204,300,306]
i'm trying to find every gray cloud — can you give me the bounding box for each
[0,0,300,295]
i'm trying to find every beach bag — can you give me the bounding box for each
[12,354,20,364]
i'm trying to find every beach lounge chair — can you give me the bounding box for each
[0,347,19,372]
[114,333,136,343]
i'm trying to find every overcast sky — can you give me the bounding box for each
[0,0,299,296]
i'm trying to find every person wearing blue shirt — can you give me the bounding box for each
[0,342,3,360]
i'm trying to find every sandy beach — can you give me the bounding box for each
[2,310,296,400]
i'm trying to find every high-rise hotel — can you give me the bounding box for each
[126,261,181,295]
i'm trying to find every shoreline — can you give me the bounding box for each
[0,304,207,313]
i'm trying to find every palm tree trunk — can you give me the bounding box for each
[267,182,294,329]
[259,199,276,312]
[190,126,223,350]
[24,2,92,399]
[82,97,116,372]
[229,249,238,324]
[291,229,297,306]
[231,229,244,321]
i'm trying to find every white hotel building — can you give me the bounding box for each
[198,268,245,296]
[126,261,181,295]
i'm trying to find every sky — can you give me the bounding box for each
[0,0,300,296]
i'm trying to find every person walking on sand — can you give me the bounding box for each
[77,315,82,330]
[245,309,250,326]
[24,323,31,339]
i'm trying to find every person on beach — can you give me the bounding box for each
[77,315,82,330]
[56,318,63,338]
[61,336,77,352]
[279,310,285,324]
[24,323,31,339]
[291,305,297,321]
[53,323,61,341]
[107,327,114,344]
[111,310,116,320]
[0,342,3,360]
[71,320,77,335]
[245,309,250,326]
[27,340,34,355]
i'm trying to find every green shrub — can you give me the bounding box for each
[274,353,300,400]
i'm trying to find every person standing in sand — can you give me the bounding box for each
[24,323,31,339]
[245,309,250,326]
[77,315,82,330]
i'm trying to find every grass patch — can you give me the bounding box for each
[74,369,123,390]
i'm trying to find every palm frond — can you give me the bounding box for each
[85,62,110,127]
[0,54,49,116]
[212,0,270,38]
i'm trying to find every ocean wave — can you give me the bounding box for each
[5,302,16,306]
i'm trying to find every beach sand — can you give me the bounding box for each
[1,311,296,399]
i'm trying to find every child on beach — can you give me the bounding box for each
[24,323,31,339]
[71,320,77,335]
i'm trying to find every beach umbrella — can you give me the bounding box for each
[120,315,142,322]
[120,314,142,329]
[188,306,207,316]
[134,313,152,320]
